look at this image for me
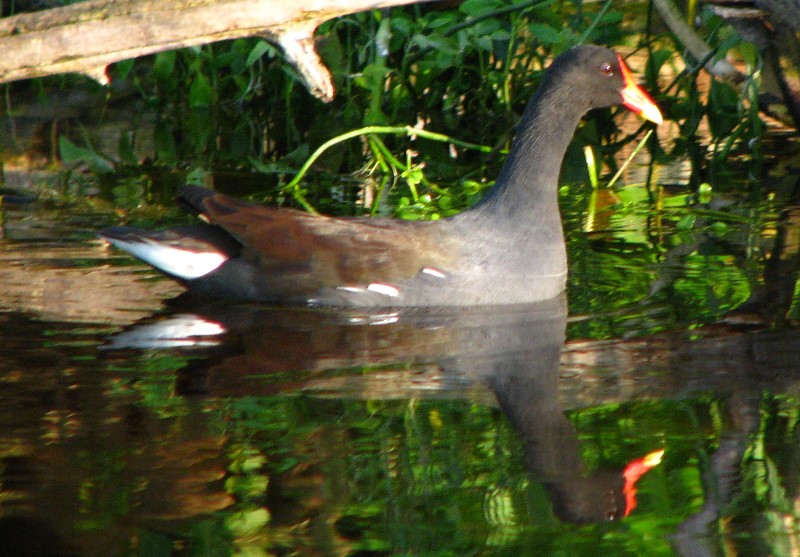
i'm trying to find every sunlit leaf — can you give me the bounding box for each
[245,40,275,67]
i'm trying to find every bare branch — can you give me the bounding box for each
[652,0,743,80]
[0,0,434,100]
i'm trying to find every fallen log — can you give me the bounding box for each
[0,0,434,101]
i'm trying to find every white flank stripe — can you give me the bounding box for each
[347,313,400,325]
[368,314,400,325]
[337,286,366,293]
[421,267,447,279]
[367,283,400,297]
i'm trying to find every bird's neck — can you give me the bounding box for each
[468,85,585,223]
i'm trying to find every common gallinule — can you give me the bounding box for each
[101,45,662,306]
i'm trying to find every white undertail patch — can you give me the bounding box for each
[108,238,227,280]
[102,315,225,349]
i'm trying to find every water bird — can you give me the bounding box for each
[101,45,662,306]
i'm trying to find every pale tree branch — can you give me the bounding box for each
[0,0,435,101]
[651,0,743,80]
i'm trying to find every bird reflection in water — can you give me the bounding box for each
[109,294,665,524]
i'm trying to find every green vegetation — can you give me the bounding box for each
[45,0,766,214]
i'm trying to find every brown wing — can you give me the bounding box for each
[194,190,458,289]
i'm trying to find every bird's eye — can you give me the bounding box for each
[601,62,614,76]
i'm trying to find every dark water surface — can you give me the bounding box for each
[2,138,800,556]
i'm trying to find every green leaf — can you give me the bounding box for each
[676,214,696,230]
[529,23,563,45]
[113,58,135,82]
[117,132,137,166]
[151,50,176,82]
[710,221,729,237]
[211,50,239,71]
[363,107,387,126]
[225,508,270,536]
[707,80,739,137]
[249,157,298,175]
[715,35,741,62]
[58,136,114,174]
[189,72,215,108]
[472,18,503,36]
[738,40,759,68]
[647,49,672,83]
[245,40,274,67]
[185,167,212,187]
[459,0,502,17]
[354,61,389,91]
[428,12,458,29]
[153,122,178,164]
[112,178,146,209]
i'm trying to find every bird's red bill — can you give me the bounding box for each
[622,448,664,517]
[618,55,663,125]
